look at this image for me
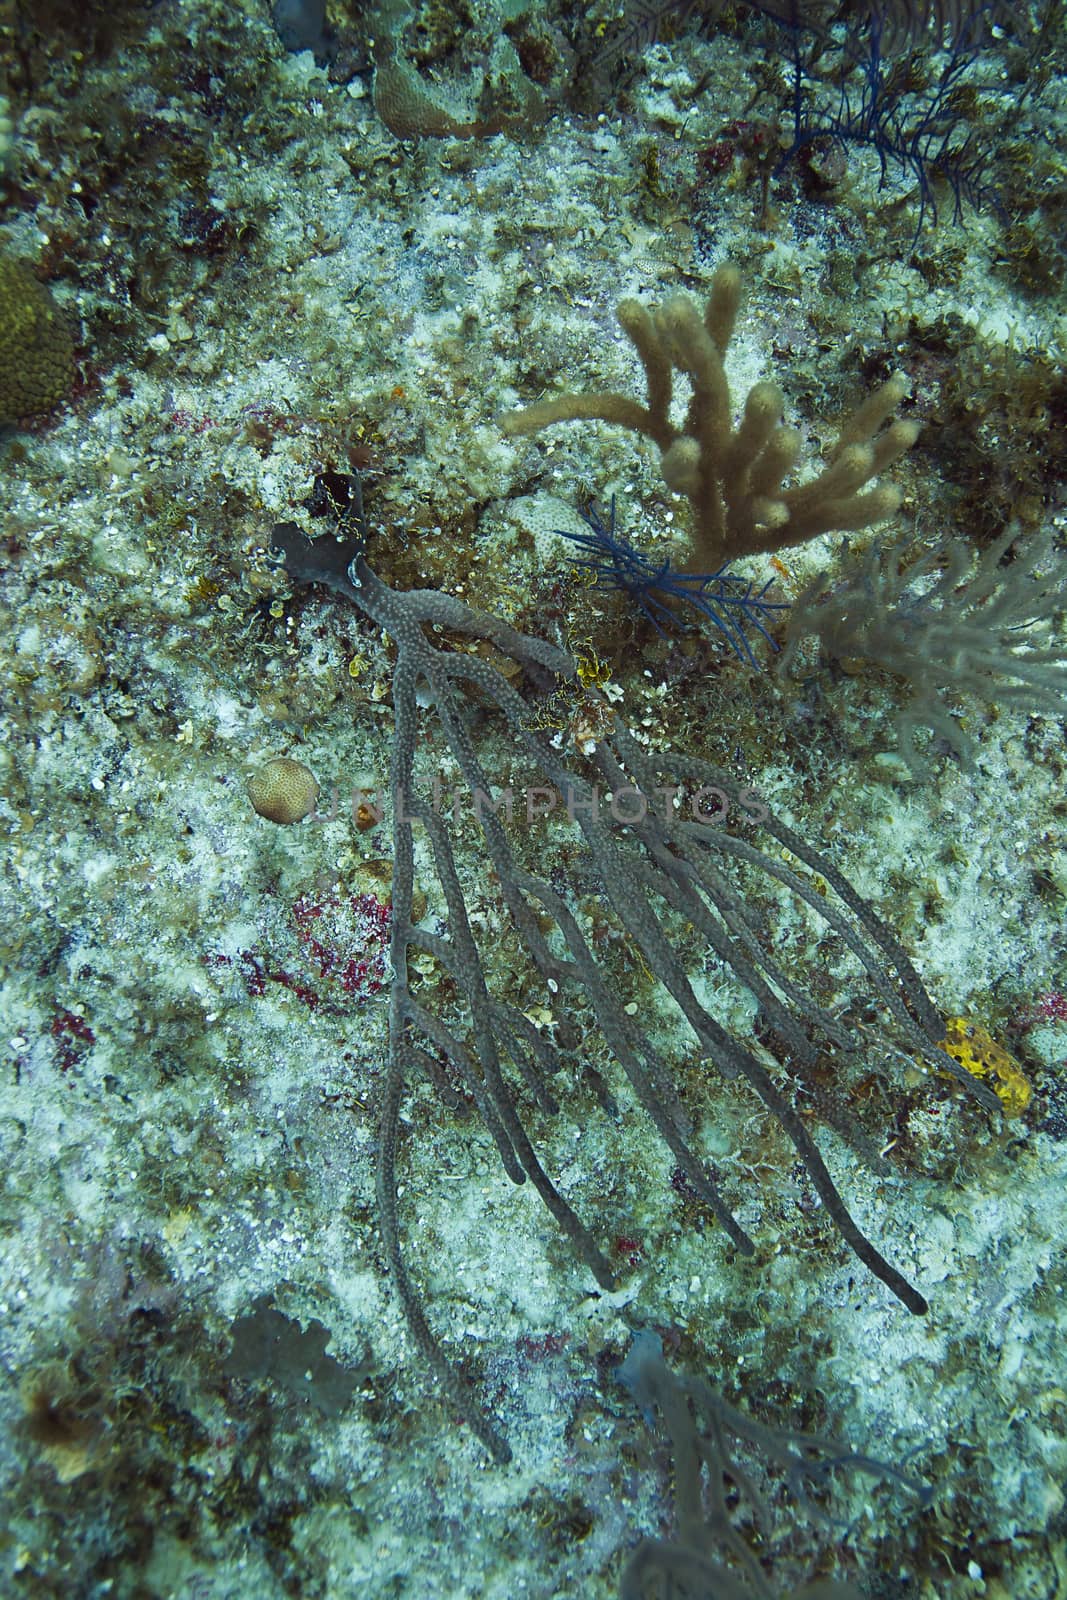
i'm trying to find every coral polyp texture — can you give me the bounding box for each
[246,755,320,824]
[0,256,73,424]
[504,265,920,571]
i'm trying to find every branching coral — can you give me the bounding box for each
[779,522,1067,770]
[503,265,919,572]
[557,496,789,663]
[274,491,996,1464]
[617,1329,930,1600]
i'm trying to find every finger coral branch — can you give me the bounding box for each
[503,266,918,572]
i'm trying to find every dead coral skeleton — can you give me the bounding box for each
[503,264,919,573]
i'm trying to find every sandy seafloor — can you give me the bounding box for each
[1,1,1066,1596]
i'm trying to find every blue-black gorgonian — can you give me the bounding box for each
[558,497,789,665]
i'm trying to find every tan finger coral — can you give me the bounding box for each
[504,264,918,572]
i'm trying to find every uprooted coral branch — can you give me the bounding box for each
[503,264,919,573]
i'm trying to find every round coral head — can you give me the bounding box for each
[247,757,319,825]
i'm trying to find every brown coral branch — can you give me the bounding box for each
[503,264,919,572]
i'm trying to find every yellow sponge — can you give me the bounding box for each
[936,1016,1032,1117]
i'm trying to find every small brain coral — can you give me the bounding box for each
[0,257,74,424]
[247,757,319,825]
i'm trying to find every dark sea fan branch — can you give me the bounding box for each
[274,511,997,1461]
